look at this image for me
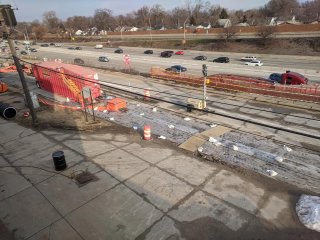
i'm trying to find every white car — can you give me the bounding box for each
[245,60,263,66]
[241,56,257,61]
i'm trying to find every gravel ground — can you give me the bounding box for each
[91,100,320,194]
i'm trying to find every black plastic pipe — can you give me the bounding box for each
[0,102,17,119]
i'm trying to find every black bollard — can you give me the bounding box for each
[186,104,194,113]
[52,151,67,171]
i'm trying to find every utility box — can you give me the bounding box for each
[187,98,206,109]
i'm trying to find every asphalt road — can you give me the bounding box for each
[22,44,320,83]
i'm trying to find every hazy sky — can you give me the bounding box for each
[0,0,299,21]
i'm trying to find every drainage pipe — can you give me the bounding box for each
[0,102,17,119]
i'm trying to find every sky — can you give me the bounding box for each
[0,0,301,22]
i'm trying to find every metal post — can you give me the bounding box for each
[202,64,208,109]
[82,92,88,122]
[89,90,95,122]
[0,9,38,125]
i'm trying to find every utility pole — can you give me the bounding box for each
[202,64,208,109]
[0,5,38,125]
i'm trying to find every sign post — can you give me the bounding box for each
[202,64,208,109]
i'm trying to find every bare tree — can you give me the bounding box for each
[256,25,277,46]
[43,11,60,33]
[262,0,299,19]
[32,25,47,40]
[93,9,115,32]
[134,6,150,27]
[221,26,238,43]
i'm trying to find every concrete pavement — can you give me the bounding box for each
[1,118,319,240]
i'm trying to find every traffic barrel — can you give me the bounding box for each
[143,125,151,140]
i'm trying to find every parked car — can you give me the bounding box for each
[20,51,27,55]
[144,50,153,54]
[281,71,308,85]
[30,48,37,52]
[194,55,207,61]
[175,50,184,55]
[74,58,85,65]
[160,51,172,58]
[269,73,282,83]
[245,60,263,66]
[166,65,187,72]
[114,48,123,53]
[212,57,229,63]
[98,56,109,62]
[40,44,49,47]
[75,47,82,50]
[241,56,257,61]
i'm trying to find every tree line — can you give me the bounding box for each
[15,0,320,40]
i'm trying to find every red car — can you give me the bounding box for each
[175,50,184,55]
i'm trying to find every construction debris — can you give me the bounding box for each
[296,195,320,232]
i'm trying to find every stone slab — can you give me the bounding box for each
[126,167,193,212]
[0,122,35,144]
[63,140,116,158]
[37,168,118,216]
[0,187,61,239]
[0,158,31,201]
[203,170,265,213]
[93,149,150,181]
[28,219,82,240]
[198,126,231,138]
[12,147,84,185]
[157,155,216,185]
[145,217,184,240]
[169,191,250,232]
[65,184,162,240]
[123,143,173,164]
[178,135,206,152]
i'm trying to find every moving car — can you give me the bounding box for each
[68,47,75,50]
[175,50,184,55]
[20,51,27,55]
[98,56,109,62]
[55,43,63,47]
[269,73,282,83]
[212,57,229,63]
[144,50,153,54]
[40,44,49,47]
[241,56,257,61]
[95,44,103,49]
[74,58,85,65]
[30,48,37,52]
[49,43,55,46]
[281,71,308,85]
[166,65,187,72]
[245,60,263,66]
[114,48,123,53]
[194,55,207,61]
[75,47,82,50]
[160,51,172,58]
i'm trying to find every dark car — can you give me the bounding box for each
[212,57,229,63]
[269,73,282,83]
[30,48,37,52]
[144,50,153,54]
[114,48,123,53]
[160,51,172,58]
[68,47,75,50]
[49,43,55,46]
[75,47,82,50]
[74,58,85,65]
[40,44,49,47]
[166,65,187,73]
[98,56,109,62]
[20,51,27,55]
[194,55,207,61]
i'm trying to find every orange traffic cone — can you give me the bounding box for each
[143,125,151,140]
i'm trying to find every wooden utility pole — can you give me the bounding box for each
[0,5,38,125]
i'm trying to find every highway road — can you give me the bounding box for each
[25,45,320,83]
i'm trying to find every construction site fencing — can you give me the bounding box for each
[150,67,320,103]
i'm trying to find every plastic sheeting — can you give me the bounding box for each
[296,194,320,232]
